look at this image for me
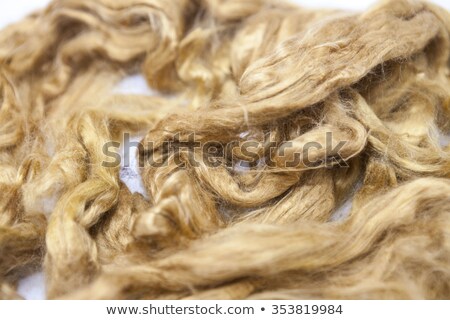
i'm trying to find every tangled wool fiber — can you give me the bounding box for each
[1,0,450,300]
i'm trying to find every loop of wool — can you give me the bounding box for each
[0,0,450,299]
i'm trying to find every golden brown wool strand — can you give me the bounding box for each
[0,0,449,300]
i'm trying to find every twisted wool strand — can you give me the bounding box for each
[0,0,450,299]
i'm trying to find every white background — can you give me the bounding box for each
[1,300,450,319]
[1,0,449,300]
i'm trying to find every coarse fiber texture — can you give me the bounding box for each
[1,0,450,300]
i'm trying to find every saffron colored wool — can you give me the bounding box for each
[1,0,450,299]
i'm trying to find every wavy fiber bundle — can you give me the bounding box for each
[0,0,450,300]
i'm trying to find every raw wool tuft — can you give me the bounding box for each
[0,0,450,300]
